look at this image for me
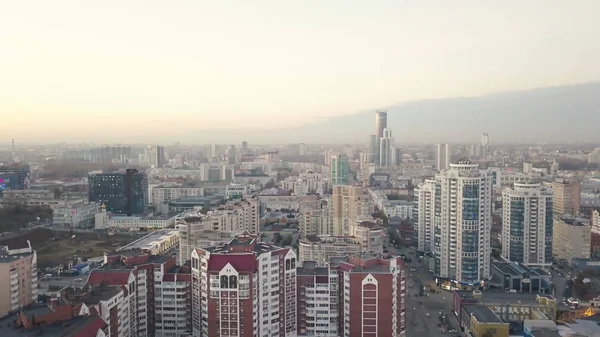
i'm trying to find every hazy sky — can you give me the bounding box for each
[1,1,599,143]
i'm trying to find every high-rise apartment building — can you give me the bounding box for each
[298,236,362,265]
[88,169,148,216]
[551,178,581,217]
[299,208,331,237]
[501,182,553,267]
[335,255,406,337]
[435,143,450,171]
[330,154,350,185]
[422,158,493,284]
[177,197,260,264]
[330,186,371,236]
[0,241,37,317]
[191,234,297,337]
[416,179,436,252]
[87,249,193,337]
[367,134,378,163]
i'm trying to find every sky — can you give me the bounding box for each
[1,0,600,143]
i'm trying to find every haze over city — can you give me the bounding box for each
[2,0,600,144]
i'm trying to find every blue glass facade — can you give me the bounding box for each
[88,169,148,216]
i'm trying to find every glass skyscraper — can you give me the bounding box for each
[88,169,148,216]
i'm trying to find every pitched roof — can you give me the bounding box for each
[63,315,107,337]
[87,270,131,286]
[207,254,257,273]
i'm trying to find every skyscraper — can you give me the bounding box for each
[330,154,350,185]
[481,133,490,158]
[502,182,553,267]
[368,134,377,163]
[150,145,165,168]
[435,143,450,171]
[416,179,436,252]
[379,128,394,166]
[419,158,493,284]
[375,110,387,164]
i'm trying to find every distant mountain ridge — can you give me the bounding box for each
[189,83,600,144]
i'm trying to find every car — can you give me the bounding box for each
[449,329,457,333]
[75,278,83,282]
[425,313,431,317]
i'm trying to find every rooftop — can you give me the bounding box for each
[117,229,178,251]
[559,214,590,226]
[0,312,107,337]
[297,261,329,276]
[492,261,550,277]
[330,255,402,274]
[62,284,123,305]
[203,233,283,256]
[463,304,504,324]
[456,290,555,305]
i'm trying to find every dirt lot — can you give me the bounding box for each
[0,229,134,268]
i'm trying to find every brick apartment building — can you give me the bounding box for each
[191,233,297,337]
[296,256,407,337]
[85,249,192,337]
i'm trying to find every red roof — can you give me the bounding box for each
[69,316,107,337]
[208,254,257,273]
[87,271,131,286]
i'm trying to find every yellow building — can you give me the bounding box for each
[462,304,509,337]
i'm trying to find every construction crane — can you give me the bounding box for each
[557,307,598,324]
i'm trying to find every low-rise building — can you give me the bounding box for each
[490,262,551,293]
[0,241,38,317]
[94,206,178,230]
[148,185,205,205]
[298,235,362,265]
[453,290,557,323]
[460,304,509,337]
[53,202,99,229]
[117,229,179,255]
[553,215,591,262]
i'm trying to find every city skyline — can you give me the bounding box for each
[2,1,600,144]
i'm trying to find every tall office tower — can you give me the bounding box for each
[299,143,307,155]
[375,110,387,163]
[416,179,436,252]
[379,128,394,166]
[432,158,493,284]
[368,134,378,163]
[481,133,489,146]
[226,145,237,164]
[150,145,165,168]
[210,144,219,159]
[435,143,450,171]
[394,147,403,165]
[481,133,490,157]
[191,233,297,337]
[502,182,553,267]
[88,169,148,216]
[330,154,350,185]
[0,242,37,317]
[552,178,581,217]
[241,140,248,150]
[331,185,371,236]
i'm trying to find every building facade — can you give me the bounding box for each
[148,185,205,205]
[330,186,371,236]
[552,215,591,262]
[298,236,362,265]
[432,159,493,284]
[416,179,436,252]
[88,169,148,216]
[191,234,297,337]
[501,182,553,267]
[551,179,581,217]
[0,241,37,317]
[435,143,450,171]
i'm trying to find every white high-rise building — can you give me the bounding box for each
[435,143,450,171]
[416,179,436,252]
[379,128,394,166]
[502,182,553,267]
[429,158,493,284]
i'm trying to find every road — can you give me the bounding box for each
[397,245,461,337]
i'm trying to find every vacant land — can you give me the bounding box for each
[0,229,133,268]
